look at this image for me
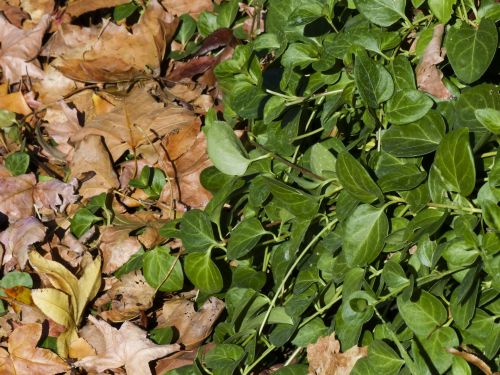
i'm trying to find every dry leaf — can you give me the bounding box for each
[71,87,200,162]
[161,0,213,18]
[0,2,29,27]
[32,65,79,104]
[0,216,45,269]
[307,333,367,375]
[0,13,50,83]
[0,91,32,115]
[19,0,54,23]
[33,178,79,214]
[0,173,36,223]
[96,271,155,322]
[70,135,119,199]
[159,296,224,349]
[99,225,142,274]
[0,323,70,375]
[65,0,130,18]
[416,24,453,100]
[75,315,180,375]
[45,0,178,82]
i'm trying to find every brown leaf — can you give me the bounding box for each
[0,173,36,223]
[167,56,217,82]
[0,13,50,83]
[307,333,367,375]
[70,135,119,199]
[4,323,70,375]
[33,178,79,213]
[65,0,130,18]
[19,0,54,23]
[32,65,79,104]
[161,0,213,18]
[95,271,155,322]
[47,0,178,82]
[195,28,235,56]
[159,296,224,349]
[99,225,142,274]
[75,316,179,375]
[416,24,453,100]
[0,2,29,27]
[0,216,45,269]
[71,87,200,162]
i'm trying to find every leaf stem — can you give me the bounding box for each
[242,343,276,375]
[427,202,482,214]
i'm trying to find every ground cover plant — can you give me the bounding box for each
[0,0,498,374]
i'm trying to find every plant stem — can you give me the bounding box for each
[242,344,276,375]
[427,202,482,214]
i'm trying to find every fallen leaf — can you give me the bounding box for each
[0,173,36,223]
[159,296,224,349]
[19,0,54,23]
[161,0,213,18]
[75,315,180,375]
[70,135,119,199]
[0,2,29,27]
[307,332,367,375]
[33,178,79,214]
[167,55,217,82]
[71,87,201,162]
[0,91,32,115]
[65,0,130,18]
[99,225,142,274]
[0,13,50,83]
[0,216,45,269]
[416,24,453,100]
[95,271,155,322]
[46,0,178,82]
[0,323,70,375]
[155,344,214,374]
[194,28,235,57]
[32,65,79,104]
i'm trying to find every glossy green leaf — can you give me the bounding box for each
[475,108,500,134]
[291,317,326,347]
[180,210,218,253]
[385,90,433,124]
[143,246,183,292]
[70,208,102,238]
[310,143,336,177]
[205,344,245,373]
[113,2,139,21]
[420,327,459,374]
[428,0,456,23]
[5,151,29,176]
[114,249,144,278]
[263,96,286,124]
[264,177,319,218]
[445,19,498,84]
[353,0,406,26]
[336,151,383,203]
[282,43,320,68]
[354,50,394,108]
[343,204,389,267]
[397,291,447,336]
[0,109,16,128]
[390,55,416,91]
[184,252,223,294]
[432,128,476,196]
[227,218,268,260]
[149,327,174,345]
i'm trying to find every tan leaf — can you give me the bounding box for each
[0,2,29,27]
[0,216,45,269]
[19,0,54,23]
[70,135,119,199]
[0,173,36,223]
[75,316,180,375]
[0,91,32,115]
[65,0,130,18]
[32,65,79,104]
[161,0,213,18]
[33,178,79,213]
[46,0,178,82]
[6,323,70,375]
[0,347,16,374]
[307,332,367,375]
[99,225,142,274]
[71,87,200,162]
[159,296,224,349]
[96,271,155,322]
[0,13,50,83]
[416,24,453,100]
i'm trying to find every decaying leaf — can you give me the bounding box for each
[33,178,79,214]
[99,225,142,274]
[0,323,70,375]
[0,91,32,115]
[307,333,367,375]
[0,216,45,269]
[29,251,102,357]
[95,271,155,322]
[0,173,36,223]
[161,0,213,18]
[416,24,453,100]
[75,315,179,375]
[159,296,224,349]
[0,13,50,83]
[65,0,130,18]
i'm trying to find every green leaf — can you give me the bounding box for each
[114,249,144,278]
[420,327,459,374]
[288,1,324,26]
[397,291,447,337]
[217,0,239,28]
[264,177,319,218]
[390,55,416,91]
[353,0,406,26]
[0,109,16,128]
[205,121,251,176]
[310,143,336,177]
[352,340,404,375]
[113,2,139,21]
[184,252,223,294]
[475,108,500,134]
[282,43,319,69]
[291,317,327,347]
[143,246,183,292]
[385,90,433,125]
[70,208,102,238]
[205,344,245,374]
[432,128,476,196]
[445,19,498,84]
[227,218,268,260]
[0,271,32,289]
[149,327,174,345]
[180,210,218,253]
[336,151,383,203]
[343,204,389,267]
[5,152,29,176]
[273,365,309,375]
[382,261,409,290]
[382,110,445,157]
[176,14,197,46]
[428,0,456,23]
[263,96,286,124]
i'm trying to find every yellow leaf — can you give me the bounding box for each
[75,255,101,323]
[31,288,74,328]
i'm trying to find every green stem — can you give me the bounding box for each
[427,202,482,214]
[242,344,276,375]
[292,126,324,141]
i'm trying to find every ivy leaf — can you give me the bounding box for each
[385,90,433,125]
[184,252,223,294]
[420,327,459,374]
[143,246,183,292]
[445,19,498,84]
[397,291,447,337]
[227,218,268,260]
[5,152,29,176]
[180,210,218,253]
[264,177,319,218]
[353,0,406,26]
[343,204,389,267]
[432,128,476,196]
[354,50,394,108]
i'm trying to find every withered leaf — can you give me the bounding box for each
[161,0,213,18]
[0,173,36,223]
[99,225,142,274]
[65,0,130,18]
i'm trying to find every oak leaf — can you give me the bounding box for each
[0,13,50,83]
[0,323,70,375]
[75,315,180,375]
[307,332,367,375]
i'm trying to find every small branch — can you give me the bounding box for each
[447,348,492,375]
